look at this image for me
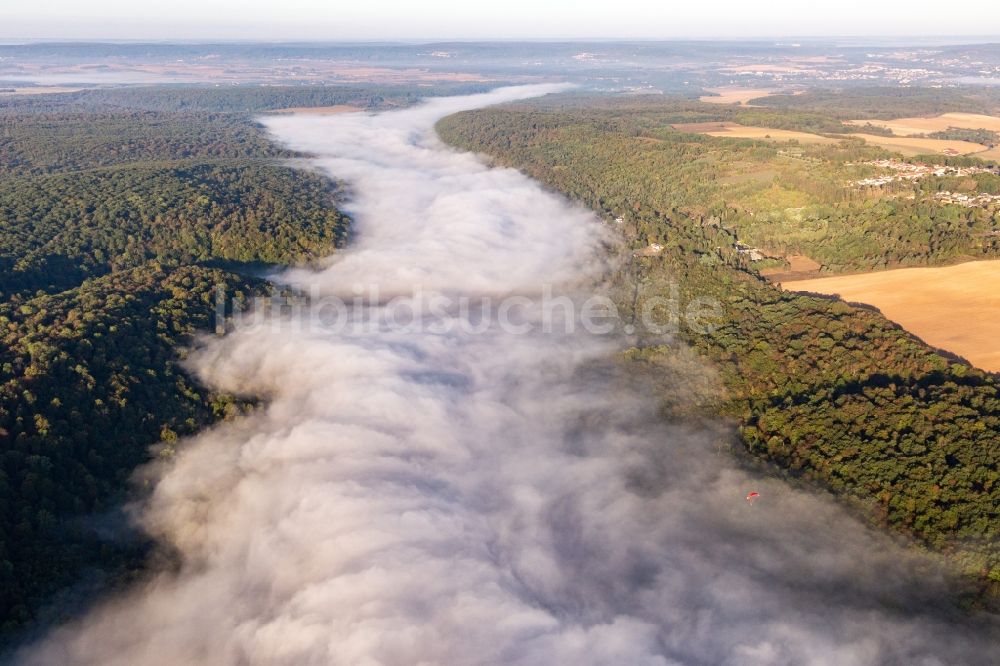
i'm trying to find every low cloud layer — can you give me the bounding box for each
[16,85,1000,665]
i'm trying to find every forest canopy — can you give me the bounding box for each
[0,87,352,635]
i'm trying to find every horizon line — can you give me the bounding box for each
[2,35,1000,45]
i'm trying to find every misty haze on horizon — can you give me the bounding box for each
[3,0,1000,41]
[5,39,1000,93]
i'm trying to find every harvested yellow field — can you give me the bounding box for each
[848,112,1000,136]
[848,133,985,157]
[699,88,775,105]
[973,147,1000,161]
[786,254,822,273]
[671,122,733,133]
[705,126,838,144]
[672,122,839,144]
[674,120,991,155]
[784,261,1000,372]
[760,254,823,279]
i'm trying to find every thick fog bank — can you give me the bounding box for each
[15,86,1000,666]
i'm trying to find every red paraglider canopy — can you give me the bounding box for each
[745,491,760,504]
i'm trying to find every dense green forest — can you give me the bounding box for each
[0,265,262,630]
[751,86,1000,119]
[0,112,292,175]
[0,83,491,115]
[438,96,1000,602]
[0,161,347,297]
[0,88,353,635]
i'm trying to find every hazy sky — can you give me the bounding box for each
[3,0,1000,40]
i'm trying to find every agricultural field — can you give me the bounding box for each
[848,132,989,156]
[785,260,1000,372]
[698,87,777,105]
[976,147,1000,161]
[847,112,1000,136]
[759,254,823,279]
[671,121,839,144]
[674,115,998,157]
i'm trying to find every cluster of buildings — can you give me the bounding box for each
[710,47,1000,88]
[845,159,1000,208]
[825,63,942,85]
[932,191,1000,207]
[848,159,994,188]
